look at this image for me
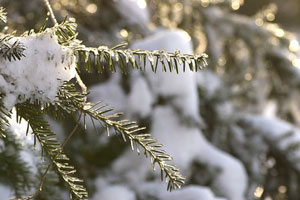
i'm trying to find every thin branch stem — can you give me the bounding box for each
[75,72,87,98]
[43,0,58,25]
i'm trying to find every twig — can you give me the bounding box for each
[75,72,87,98]
[43,0,58,25]
[11,112,83,200]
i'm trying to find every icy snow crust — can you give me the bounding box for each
[0,31,76,109]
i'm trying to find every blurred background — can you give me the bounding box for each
[1,0,300,200]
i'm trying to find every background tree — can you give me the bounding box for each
[0,0,300,200]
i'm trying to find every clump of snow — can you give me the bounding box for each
[0,184,13,199]
[159,185,225,200]
[151,106,247,200]
[89,74,127,111]
[131,29,200,119]
[136,181,227,200]
[0,31,76,109]
[262,100,278,118]
[92,180,136,200]
[8,109,34,147]
[127,74,153,117]
[89,72,154,119]
[196,69,223,98]
[0,139,4,153]
[116,0,149,26]
[240,115,300,171]
[7,109,39,174]
[106,29,248,200]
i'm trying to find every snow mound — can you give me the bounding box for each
[93,182,136,200]
[116,0,149,26]
[0,31,76,109]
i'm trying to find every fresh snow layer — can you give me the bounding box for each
[0,31,76,109]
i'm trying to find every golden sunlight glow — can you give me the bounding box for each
[254,186,264,198]
[86,3,98,14]
[61,0,68,6]
[266,13,275,21]
[255,18,264,26]
[218,57,226,66]
[135,0,147,9]
[231,1,240,10]
[289,40,300,52]
[120,29,129,38]
[182,31,191,42]
[200,0,210,8]
[264,196,272,200]
[278,185,287,194]
[53,2,61,10]
[292,58,300,69]
[274,28,285,38]
[174,3,183,11]
[244,73,252,81]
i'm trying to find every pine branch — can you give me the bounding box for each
[76,45,208,74]
[0,96,11,138]
[0,7,210,195]
[15,103,88,200]
[51,18,208,74]
[0,34,26,61]
[0,135,33,198]
[55,83,185,191]
[0,7,7,23]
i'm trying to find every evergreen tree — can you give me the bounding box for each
[0,1,300,200]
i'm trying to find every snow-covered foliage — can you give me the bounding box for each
[89,28,247,200]
[0,31,76,109]
[2,1,300,200]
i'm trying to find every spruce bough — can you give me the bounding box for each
[0,3,208,200]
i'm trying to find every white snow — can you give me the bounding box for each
[151,106,247,200]
[262,100,278,118]
[116,0,149,26]
[0,184,14,199]
[159,185,223,200]
[8,109,34,147]
[0,139,4,153]
[89,74,126,112]
[240,115,300,170]
[88,72,154,120]
[127,74,153,117]
[93,179,136,200]
[0,31,76,109]
[136,181,227,200]
[105,29,248,200]
[131,29,200,119]
[7,109,39,174]
[196,70,222,98]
